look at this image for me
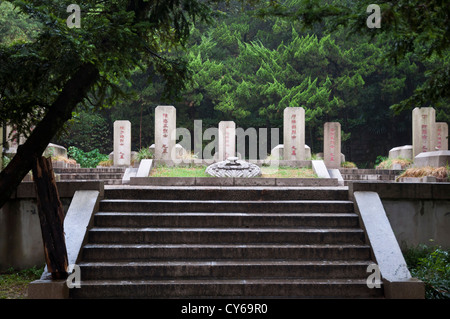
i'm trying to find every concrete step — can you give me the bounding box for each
[94,212,360,228]
[54,167,126,173]
[98,200,354,213]
[82,243,372,261]
[103,187,349,201]
[339,169,401,175]
[88,227,365,245]
[70,278,383,298]
[104,179,124,185]
[58,173,124,180]
[56,177,123,185]
[70,185,381,299]
[78,260,374,280]
[340,175,396,181]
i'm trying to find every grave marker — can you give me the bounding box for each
[155,105,176,160]
[283,107,305,160]
[324,122,341,169]
[436,122,448,151]
[218,121,236,161]
[113,120,131,166]
[412,107,436,158]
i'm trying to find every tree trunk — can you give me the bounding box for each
[0,63,99,210]
[32,156,68,279]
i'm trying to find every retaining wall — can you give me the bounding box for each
[349,181,450,249]
[0,181,104,271]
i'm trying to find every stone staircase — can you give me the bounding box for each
[70,186,383,298]
[54,167,126,185]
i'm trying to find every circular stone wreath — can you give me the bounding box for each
[205,157,261,178]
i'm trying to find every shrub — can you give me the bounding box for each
[68,146,109,168]
[136,147,153,161]
[398,166,449,180]
[341,161,357,169]
[404,245,450,299]
[2,156,11,169]
[53,111,111,154]
[97,159,113,167]
[375,156,412,169]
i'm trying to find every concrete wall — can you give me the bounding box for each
[0,181,104,271]
[349,182,450,250]
[382,199,450,249]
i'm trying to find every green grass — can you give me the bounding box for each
[261,166,317,178]
[150,165,211,177]
[149,165,317,178]
[0,266,44,299]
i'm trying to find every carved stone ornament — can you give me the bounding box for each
[205,157,261,178]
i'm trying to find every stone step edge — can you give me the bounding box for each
[130,177,340,187]
[89,227,364,232]
[83,243,371,249]
[73,278,379,285]
[99,199,354,204]
[78,260,374,267]
[94,212,359,217]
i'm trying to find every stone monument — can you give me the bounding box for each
[283,107,305,160]
[323,122,341,169]
[155,105,176,161]
[205,157,261,178]
[436,122,448,151]
[113,120,131,166]
[412,107,436,158]
[218,121,236,161]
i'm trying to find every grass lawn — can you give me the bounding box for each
[150,165,317,178]
[150,166,211,177]
[0,266,44,299]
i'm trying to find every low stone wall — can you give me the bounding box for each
[0,181,104,271]
[349,181,450,249]
[130,176,339,187]
[152,159,312,168]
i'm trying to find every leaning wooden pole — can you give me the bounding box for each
[32,156,69,279]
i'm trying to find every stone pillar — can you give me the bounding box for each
[155,105,176,160]
[113,120,131,166]
[412,107,436,158]
[436,122,448,151]
[218,121,236,161]
[324,122,341,169]
[283,107,305,160]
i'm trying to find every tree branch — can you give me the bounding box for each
[0,63,99,209]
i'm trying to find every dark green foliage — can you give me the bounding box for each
[108,8,428,163]
[0,0,228,209]
[404,245,450,299]
[0,0,215,137]
[54,111,111,154]
[67,146,108,168]
[136,147,153,161]
[1,0,448,166]
[257,0,450,117]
